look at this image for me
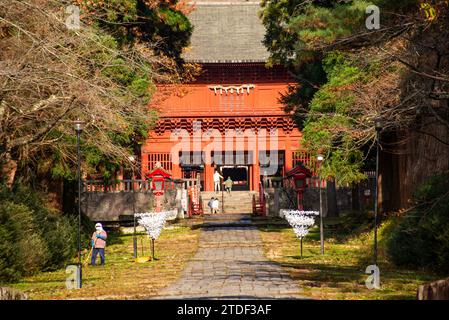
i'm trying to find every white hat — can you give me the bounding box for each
[95,223,102,228]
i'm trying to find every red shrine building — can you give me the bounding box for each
[141,1,303,192]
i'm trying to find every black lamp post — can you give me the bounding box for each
[129,155,138,259]
[220,168,224,214]
[74,119,84,289]
[374,118,382,266]
[317,154,324,255]
[151,237,156,260]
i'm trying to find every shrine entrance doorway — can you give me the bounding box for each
[219,165,250,191]
[181,165,204,190]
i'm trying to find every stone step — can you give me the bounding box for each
[201,196,256,201]
[200,190,258,214]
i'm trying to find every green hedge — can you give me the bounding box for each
[386,172,449,273]
[0,184,78,282]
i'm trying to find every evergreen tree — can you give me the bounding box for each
[261,0,449,184]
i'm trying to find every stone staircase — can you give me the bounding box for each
[200,190,258,214]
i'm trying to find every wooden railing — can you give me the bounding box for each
[261,176,284,189]
[183,178,201,190]
[253,182,266,216]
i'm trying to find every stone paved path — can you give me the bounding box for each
[155,214,304,299]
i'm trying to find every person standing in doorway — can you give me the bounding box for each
[224,176,233,195]
[213,170,223,193]
[91,223,107,266]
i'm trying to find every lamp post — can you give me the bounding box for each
[221,177,224,214]
[129,155,137,259]
[74,119,84,288]
[219,167,224,214]
[317,154,324,255]
[374,118,382,266]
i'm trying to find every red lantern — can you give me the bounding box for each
[293,173,307,192]
[286,164,312,210]
[145,162,172,196]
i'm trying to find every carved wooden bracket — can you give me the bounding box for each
[154,117,296,136]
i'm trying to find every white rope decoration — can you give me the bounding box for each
[135,211,174,240]
[208,84,255,95]
[282,209,319,239]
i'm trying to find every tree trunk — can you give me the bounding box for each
[326,179,339,217]
[62,179,77,215]
[351,182,360,212]
[41,178,64,212]
[0,154,17,189]
[381,117,449,212]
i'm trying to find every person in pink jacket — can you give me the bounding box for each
[91,223,107,266]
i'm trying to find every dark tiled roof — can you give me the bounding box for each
[183,1,269,63]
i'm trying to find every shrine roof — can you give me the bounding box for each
[285,163,312,178]
[183,1,270,63]
[146,166,172,179]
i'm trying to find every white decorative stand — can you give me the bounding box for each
[282,210,319,258]
[135,211,173,260]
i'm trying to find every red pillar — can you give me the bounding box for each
[204,163,214,191]
[285,137,293,172]
[297,191,304,210]
[172,162,182,180]
[141,152,148,178]
[252,147,260,192]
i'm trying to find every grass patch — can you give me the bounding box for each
[3,219,203,300]
[258,218,440,300]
